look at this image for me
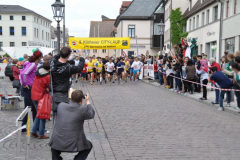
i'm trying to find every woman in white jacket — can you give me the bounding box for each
[196,60,208,100]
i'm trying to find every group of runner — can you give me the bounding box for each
[73,55,143,86]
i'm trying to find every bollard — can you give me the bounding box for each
[26,106,31,160]
[15,120,22,160]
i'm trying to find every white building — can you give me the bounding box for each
[222,0,240,54]
[0,5,51,56]
[114,0,163,57]
[183,0,221,61]
[163,0,189,53]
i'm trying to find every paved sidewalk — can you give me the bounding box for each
[143,79,240,116]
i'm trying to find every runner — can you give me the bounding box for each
[105,58,115,85]
[87,57,94,85]
[131,57,143,83]
[74,56,80,83]
[81,61,88,86]
[117,58,125,85]
[92,55,98,82]
[103,56,109,83]
[129,57,134,81]
[124,57,130,83]
[96,57,103,84]
[113,58,118,83]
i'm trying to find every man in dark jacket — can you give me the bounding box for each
[50,47,85,121]
[49,90,94,160]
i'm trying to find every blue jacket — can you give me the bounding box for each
[210,71,233,89]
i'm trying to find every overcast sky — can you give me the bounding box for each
[0,0,130,37]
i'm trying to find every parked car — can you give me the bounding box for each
[5,62,14,81]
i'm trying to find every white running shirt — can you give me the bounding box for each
[106,62,114,72]
[131,61,143,70]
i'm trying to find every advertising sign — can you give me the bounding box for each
[69,37,130,50]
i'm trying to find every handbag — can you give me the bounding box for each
[52,94,69,112]
[12,80,20,88]
[36,93,51,120]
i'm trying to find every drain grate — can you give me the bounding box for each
[86,133,106,139]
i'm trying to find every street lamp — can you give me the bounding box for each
[158,19,165,55]
[52,0,65,54]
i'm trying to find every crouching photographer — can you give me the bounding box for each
[49,90,95,160]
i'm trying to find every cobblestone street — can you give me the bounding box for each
[1,77,240,159]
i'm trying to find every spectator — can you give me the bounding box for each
[221,55,229,69]
[175,58,183,93]
[50,47,84,123]
[158,55,164,85]
[196,59,209,100]
[226,53,235,101]
[16,57,25,69]
[11,59,21,95]
[23,54,28,62]
[165,56,173,89]
[0,56,3,63]
[20,51,43,132]
[195,55,202,93]
[186,59,196,95]
[49,91,94,160]
[181,58,188,93]
[153,62,157,80]
[210,67,233,111]
[31,61,50,139]
[192,55,197,65]
[3,57,8,63]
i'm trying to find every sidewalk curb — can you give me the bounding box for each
[141,80,240,117]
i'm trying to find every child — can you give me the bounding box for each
[153,62,158,80]
[16,57,25,69]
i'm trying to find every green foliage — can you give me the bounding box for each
[169,8,188,47]
[3,53,10,57]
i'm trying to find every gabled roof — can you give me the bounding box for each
[89,19,116,37]
[120,1,132,14]
[183,0,216,19]
[0,5,52,22]
[115,0,162,27]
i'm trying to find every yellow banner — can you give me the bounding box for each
[69,37,130,50]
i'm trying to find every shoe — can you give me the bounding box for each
[90,83,93,85]
[38,135,49,139]
[199,98,207,100]
[112,81,115,83]
[100,81,102,85]
[211,101,219,104]
[166,86,170,89]
[22,128,27,132]
[76,80,78,83]
[31,133,38,138]
[135,79,138,82]
[105,80,106,83]
[233,107,240,109]
[177,90,181,94]
[109,83,111,86]
[226,103,231,107]
[218,107,224,111]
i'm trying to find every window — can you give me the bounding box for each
[0,15,1,20]
[93,49,97,53]
[22,27,26,36]
[0,26,2,35]
[206,10,209,24]
[189,19,192,31]
[0,42,2,51]
[193,17,195,30]
[226,1,229,18]
[196,15,199,28]
[22,16,26,21]
[202,12,205,26]
[213,5,218,21]
[34,28,36,37]
[10,15,14,20]
[128,25,135,38]
[10,27,14,35]
[46,32,47,40]
[34,17,36,22]
[234,0,237,15]
[41,20,42,25]
[37,29,38,38]
[225,37,235,54]
[102,49,106,53]
[10,42,15,47]
[42,30,44,39]
[37,18,38,23]
[22,42,27,46]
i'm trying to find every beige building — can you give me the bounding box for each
[114,0,163,57]
[88,15,116,58]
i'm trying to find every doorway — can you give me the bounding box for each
[128,51,134,58]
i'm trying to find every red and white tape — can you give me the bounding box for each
[0,125,26,142]
[160,71,240,91]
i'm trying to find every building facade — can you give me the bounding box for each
[222,0,240,55]
[163,0,189,53]
[183,0,221,61]
[114,0,163,58]
[51,26,69,54]
[0,5,51,55]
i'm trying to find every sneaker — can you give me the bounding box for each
[109,82,111,86]
[31,133,38,138]
[38,135,49,139]
[218,107,224,111]
[233,107,240,109]
[166,86,170,89]
[90,83,93,85]
[135,79,138,82]
[199,98,207,100]
[177,90,181,94]
[112,81,115,83]
[22,128,27,132]
[211,101,219,104]
[76,80,78,83]
[100,81,102,85]
[105,80,106,83]
[226,103,231,107]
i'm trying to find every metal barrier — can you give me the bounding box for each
[15,106,31,160]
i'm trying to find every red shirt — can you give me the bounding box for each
[154,65,157,72]
[81,63,88,73]
[11,66,20,80]
[31,74,50,101]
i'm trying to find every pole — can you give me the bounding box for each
[136,36,139,56]
[26,106,31,160]
[160,35,162,55]
[57,21,60,54]
[218,1,223,63]
[98,24,99,57]
[16,120,22,159]
[63,0,65,47]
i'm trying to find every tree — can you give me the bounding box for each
[169,8,188,48]
[3,53,10,57]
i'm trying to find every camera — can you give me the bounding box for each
[83,94,86,99]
